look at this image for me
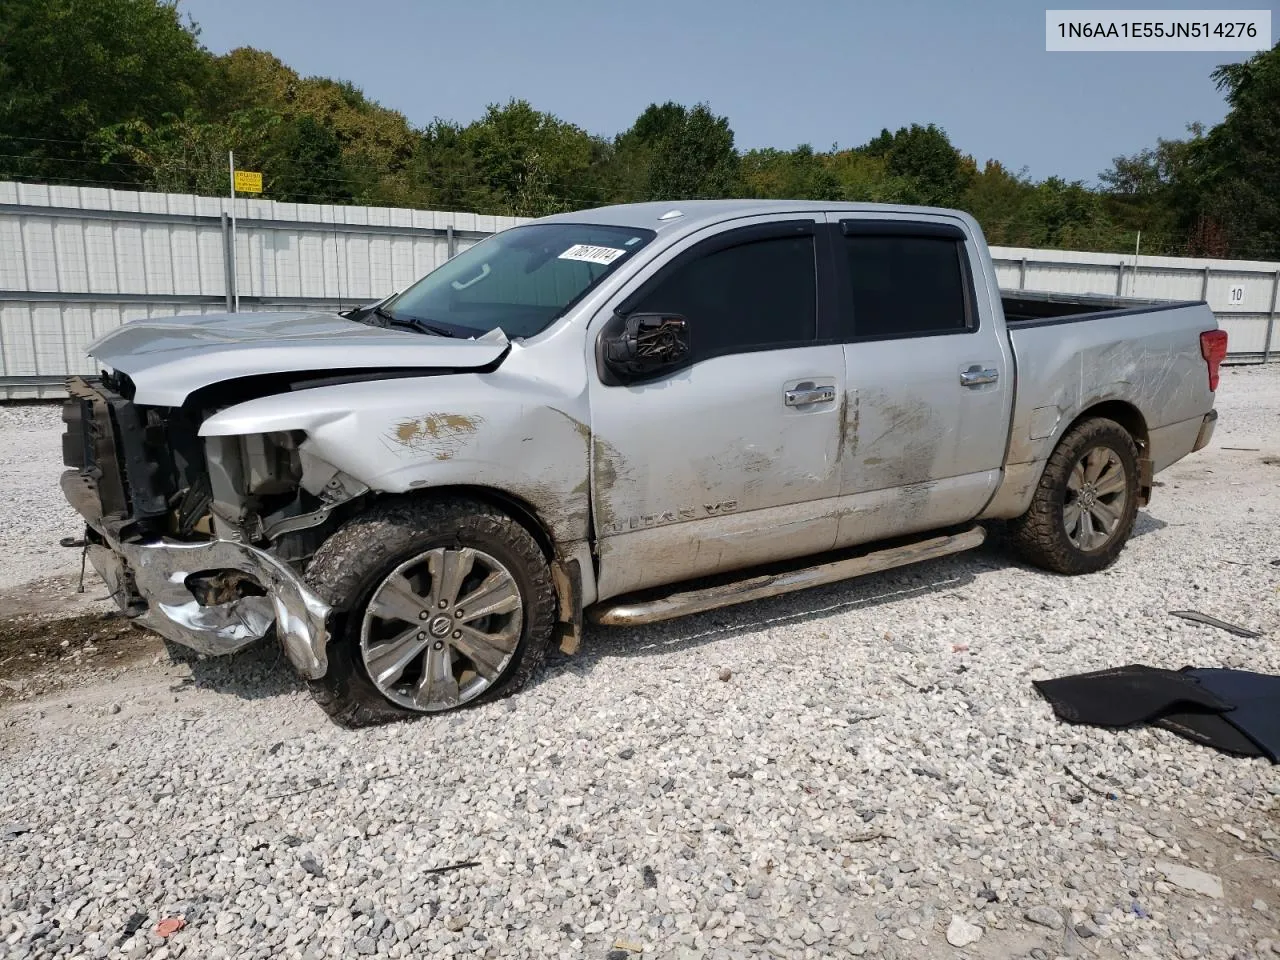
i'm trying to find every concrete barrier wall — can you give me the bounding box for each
[2,181,1275,399]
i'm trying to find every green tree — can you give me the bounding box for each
[615,102,738,201]
[739,145,841,200]
[89,105,358,204]
[872,123,971,207]
[822,149,910,203]
[959,160,1035,246]
[412,120,482,211]
[212,47,418,205]
[1023,177,1125,250]
[629,102,690,145]
[89,108,282,195]
[7,0,1272,265]
[270,114,352,203]
[1194,42,1280,259]
[1098,127,1203,255]
[436,100,605,217]
[0,0,210,183]
[1098,44,1280,259]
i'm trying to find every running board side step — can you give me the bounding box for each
[588,526,986,627]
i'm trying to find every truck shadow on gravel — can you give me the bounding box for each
[548,512,1170,678]
[554,550,995,672]
[1130,511,1170,538]
[166,641,305,701]
[156,550,997,705]
[148,513,1173,705]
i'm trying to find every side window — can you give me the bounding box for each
[630,234,817,360]
[840,234,974,338]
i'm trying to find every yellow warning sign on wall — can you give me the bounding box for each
[233,170,263,194]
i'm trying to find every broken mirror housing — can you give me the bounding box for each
[601,312,691,382]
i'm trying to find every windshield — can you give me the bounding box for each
[383,222,657,339]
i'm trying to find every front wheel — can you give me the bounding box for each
[304,498,557,727]
[1009,417,1140,575]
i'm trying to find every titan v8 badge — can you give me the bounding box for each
[600,500,739,535]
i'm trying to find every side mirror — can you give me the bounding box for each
[601,313,691,382]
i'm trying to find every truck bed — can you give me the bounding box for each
[1001,289,1199,325]
[1002,296,1216,475]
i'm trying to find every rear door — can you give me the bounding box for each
[826,216,1013,548]
[586,216,846,599]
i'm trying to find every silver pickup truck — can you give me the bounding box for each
[59,200,1225,725]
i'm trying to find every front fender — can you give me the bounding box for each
[198,374,593,544]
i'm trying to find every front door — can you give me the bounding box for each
[586,216,847,599]
[825,215,1014,548]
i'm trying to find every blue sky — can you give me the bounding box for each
[180,0,1278,185]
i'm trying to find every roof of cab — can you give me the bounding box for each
[537,199,978,238]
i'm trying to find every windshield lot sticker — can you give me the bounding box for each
[559,244,626,265]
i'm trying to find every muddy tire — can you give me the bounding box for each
[304,497,556,727]
[1009,417,1140,576]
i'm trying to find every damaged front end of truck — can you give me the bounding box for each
[54,298,521,677]
[58,372,375,677]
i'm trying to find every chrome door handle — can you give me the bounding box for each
[960,367,999,387]
[784,386,836,406]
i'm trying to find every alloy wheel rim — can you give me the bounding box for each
[359,546,523,712]
[1063,446,1128,552]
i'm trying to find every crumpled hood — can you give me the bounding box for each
[87,311,509,406]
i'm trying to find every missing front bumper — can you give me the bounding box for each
[85,530,332,679]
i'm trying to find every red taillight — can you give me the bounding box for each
[1200,329,1228,392]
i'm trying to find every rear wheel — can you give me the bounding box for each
[304,498,557,727]
[1009,417,1140,575]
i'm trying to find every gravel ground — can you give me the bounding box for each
[0,403,86,590]
[1,365,1279,960]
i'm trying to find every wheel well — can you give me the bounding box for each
[398,485,557,560]
[1067,400,1149,453]
[394,485,584,650]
